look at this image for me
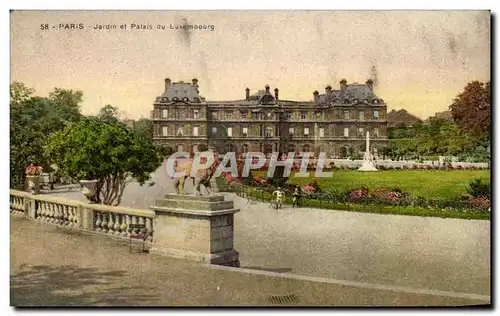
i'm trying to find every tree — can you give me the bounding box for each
[133,118,153,141]
[97,104,122,124]
[44,118,163,206]
[10,84,84,188]
[10,81,35,104]
[48,88,84,124]
[449,81,491,140]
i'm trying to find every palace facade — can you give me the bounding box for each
[151,78,388,157]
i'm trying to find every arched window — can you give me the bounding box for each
[373,99,379,104]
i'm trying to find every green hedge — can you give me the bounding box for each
[215,177,489,220]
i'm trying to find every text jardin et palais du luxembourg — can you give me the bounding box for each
[93,23,215,31]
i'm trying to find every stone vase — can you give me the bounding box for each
[26,175,41,194]
[79,180,99,203]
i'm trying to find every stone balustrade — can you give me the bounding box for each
[10,190,240,267]
[9,190,154,242]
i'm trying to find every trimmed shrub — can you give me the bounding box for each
[467,178,491,198]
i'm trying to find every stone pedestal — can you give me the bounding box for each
[150,194,240,267]
[358,160,379,172]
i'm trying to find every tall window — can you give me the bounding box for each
[359,111,365,121]
[286,112,292,120]
[259,113,264,120]
[242,144,249,153]
[319,128,324,137]
[242,127,248,136]
[162,126,168,136]
[193,109,199,119]
[212,127,217,135]
[343,110,350,120]
[373,110,380,120]
[226,111,233,120]
[289,127,294,136]
[162,109,168,119]
[211,111,218,119]
[374,128,380,137]
[259,125,264,137]
[344,127,349,137]
[265,126,273,137]
[241,111,247,119]
[177,126,184,136]
[227,127,233,137]
[304,127,310,136]
[301,112,307,120]
[193,126,199,137]
[315,111,321,119]
[358,127,364,137]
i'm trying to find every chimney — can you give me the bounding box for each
[192,78,199,92]
[340,79,347,93]
[274,88,279,100]
[313,90,319,103]
[325,85,332,100]
[245,87,250,100]
[366,79,373,91]
[164,77,172,92]
[265,84,270,93]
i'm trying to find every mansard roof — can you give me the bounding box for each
[316,83,384,105]
[156,81,202,104]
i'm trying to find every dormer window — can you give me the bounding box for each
[344,99,350,104]
[363,99,369,103]
[373,99,379,104]
[353,99,358,103]
[193,98,200,103]
[156,97,161,102]
[183,97,189,102]
[172,97,178,101]
[162,97,168,102]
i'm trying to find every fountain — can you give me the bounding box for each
[358,131,378,172]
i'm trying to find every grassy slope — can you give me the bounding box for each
[255,170,490,200]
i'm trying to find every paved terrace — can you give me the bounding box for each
[10,216,489,306]
[11,160,491,306]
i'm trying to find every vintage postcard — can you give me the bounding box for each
[9,10,491,307]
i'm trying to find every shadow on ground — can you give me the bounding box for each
[11,264,158,306]
[242,266,293,273]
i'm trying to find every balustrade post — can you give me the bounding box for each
[80,205,94,230]
[24,197,35,219]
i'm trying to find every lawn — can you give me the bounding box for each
[254,170,491,200]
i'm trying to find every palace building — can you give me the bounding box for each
[151,78,388,157]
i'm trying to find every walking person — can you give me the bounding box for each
[272,187,284,209]
[292,185,301,208]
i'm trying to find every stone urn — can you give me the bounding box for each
[26,175,41,194]
[79,180,99,203]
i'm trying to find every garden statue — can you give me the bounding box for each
[173,153,220,195]
[358,131,378,172]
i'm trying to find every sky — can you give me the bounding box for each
[10,10,490,120]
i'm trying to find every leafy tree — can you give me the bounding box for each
[10,81,35,104]
[44,118,163,206]
[97,104,122,124]
[449,81,491,140]
[133,118,153,141]
[10,83,84,188]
